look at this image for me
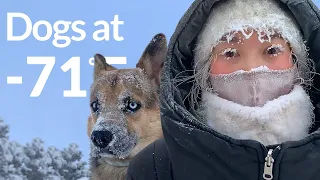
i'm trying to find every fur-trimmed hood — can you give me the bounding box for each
[159,0,320,179]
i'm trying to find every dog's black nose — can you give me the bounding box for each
[91,130,113,148]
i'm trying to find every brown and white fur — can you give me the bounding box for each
[87,33,167,180]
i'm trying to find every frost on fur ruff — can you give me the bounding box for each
[201,85,315,145]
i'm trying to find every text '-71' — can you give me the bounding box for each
[27,56,86,97]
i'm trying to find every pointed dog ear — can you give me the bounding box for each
[93,54,117,80]
[136,33,167,91]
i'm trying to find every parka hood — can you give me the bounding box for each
[159,0,320,168]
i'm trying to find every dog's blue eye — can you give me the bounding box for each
[127,100,141,112]
[129,102,137,109]
[91,99,100,114]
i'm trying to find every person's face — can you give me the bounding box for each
[210,29,293,75]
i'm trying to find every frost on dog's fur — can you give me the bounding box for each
[87,33,166,180]
[89,67,156,160]
[91,114,138,159]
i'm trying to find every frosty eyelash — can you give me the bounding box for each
[266,44,285,57]
[219,48,238,59]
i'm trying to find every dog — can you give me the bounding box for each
[87,33,167,180]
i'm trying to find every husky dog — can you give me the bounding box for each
[87,33,167,180]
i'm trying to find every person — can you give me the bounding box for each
[126,0,320,179]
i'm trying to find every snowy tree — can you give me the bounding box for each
[0,118,9,139]
[58,144,89,180]
[7,141,28,179]
[0,118,9,179]
[0,118,22,180]
[0,118,25,179]
[0,118,90,180]
[22,138,55,179]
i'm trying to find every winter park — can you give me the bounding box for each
[2,0,320,180]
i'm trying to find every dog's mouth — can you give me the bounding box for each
[97,152,134,167]
[92,140,138,160]
[91,140,138,167]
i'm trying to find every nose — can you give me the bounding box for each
[242,56,267,71]
[91,130,113,148]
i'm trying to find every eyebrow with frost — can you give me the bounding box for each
[218,30,284,44]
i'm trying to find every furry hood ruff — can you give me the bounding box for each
[201,85,315,146]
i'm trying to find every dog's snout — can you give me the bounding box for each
[91,130,113,148]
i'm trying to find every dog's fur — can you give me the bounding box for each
[87,33,167,180]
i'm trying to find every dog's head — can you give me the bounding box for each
[87,33,167,166]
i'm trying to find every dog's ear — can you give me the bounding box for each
[94,53,117,80]
[136,33,167,91]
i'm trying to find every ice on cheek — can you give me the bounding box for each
[224,65,291,76]
[235,65,270,73]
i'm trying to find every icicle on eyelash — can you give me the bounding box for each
[267,44,285,57]
[219,48,237,59]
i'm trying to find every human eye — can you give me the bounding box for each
[265,44,285,57]
[219,48,238,59]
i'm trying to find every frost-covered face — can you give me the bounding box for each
[191,0,311,111]
[210,29,293,75]
[208,29,299,107]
